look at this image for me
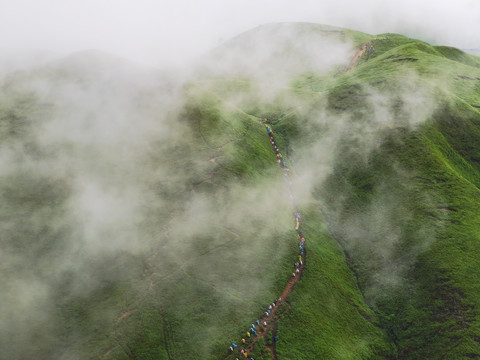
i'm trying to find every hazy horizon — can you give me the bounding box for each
[1,0,479,68]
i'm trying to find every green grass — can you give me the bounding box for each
[3,23,480,360]
[276,204,393,359]
[280,34,480,358]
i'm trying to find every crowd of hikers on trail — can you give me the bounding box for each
[227,117,307,359]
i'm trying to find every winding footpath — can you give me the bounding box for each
[226,118,306,360]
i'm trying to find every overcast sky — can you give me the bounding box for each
[1,0,479,67]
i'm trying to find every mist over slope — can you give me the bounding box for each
[0,48,62,78]
[1,22,480,360]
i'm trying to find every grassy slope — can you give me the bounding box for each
[275,204,392,359]
[4,25,480,360]
[276,32,480,358]
[0,75,301,359]
[199,64,394,359]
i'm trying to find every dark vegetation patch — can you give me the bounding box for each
[458,75,477,80]
[392,57,418,62]
[384,54,418,62]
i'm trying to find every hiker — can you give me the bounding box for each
[273,336,277,342]
[296,268,300,274]
[263,321,267,326]
[232,343,237,348]
[247,331,250,337]
[230,346,234,352]
[242,338,246,344]
[241,349,244,355]
[268,305,272,310]
[256,319,260,325]
[251,323,255,329]
[252,329,257,335]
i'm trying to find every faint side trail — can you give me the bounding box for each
[159,308,174,360]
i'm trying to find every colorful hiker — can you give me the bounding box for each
[247,331,250,337]
[273,336,277,342]
[256,319,260,325]
[242,338,246,344]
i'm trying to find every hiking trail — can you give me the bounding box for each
[224,118,306,360]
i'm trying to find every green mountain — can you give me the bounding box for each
[1,22,480,359]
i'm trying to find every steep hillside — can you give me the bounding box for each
[2,22,480,360]
[270,32,480,359]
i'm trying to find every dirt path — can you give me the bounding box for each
[225,119,307,360]
[242,253,305,359]
[245,253,305,360]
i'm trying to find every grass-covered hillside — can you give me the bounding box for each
[269,29,480,359]
[1,22,480,360]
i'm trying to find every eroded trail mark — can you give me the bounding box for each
[346,43,367,71]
